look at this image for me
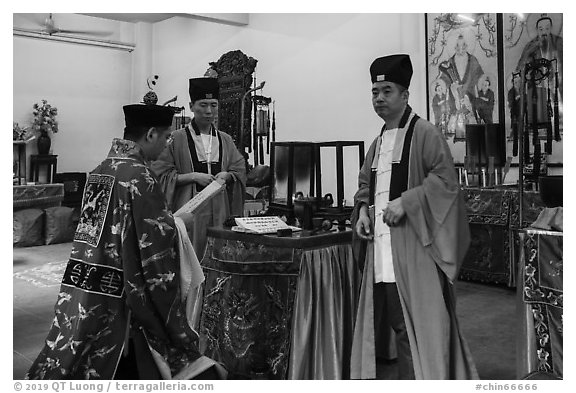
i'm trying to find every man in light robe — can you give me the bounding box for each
[350,54,478,379]
[27,104,224,379]
[152,77,246,258]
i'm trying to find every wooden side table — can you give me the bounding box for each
[13,138,36,185]
[13,140,27,185]
[30,154,58,184]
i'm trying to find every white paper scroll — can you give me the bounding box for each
[174,180,225,216]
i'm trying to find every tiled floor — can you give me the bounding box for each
[13,242,516,380]
[13,242,72,379]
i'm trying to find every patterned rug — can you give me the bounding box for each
[14,260,68,288]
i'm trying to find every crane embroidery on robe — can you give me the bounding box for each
[139,233,153,249]
[75,174,114,247]
[27,139,203,380]
[142,248,175,268]
[141,167,156,192]
[60,337,83,355]
[46,332,65,350]
[144,217,173,236]
[147,271,176,291]
[118,179,142,199]
[128,280,147,302]
[56,292,72,306]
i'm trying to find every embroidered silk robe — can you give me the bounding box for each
[27,139,202,379]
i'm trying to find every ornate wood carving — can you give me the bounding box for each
[209,50,258,152]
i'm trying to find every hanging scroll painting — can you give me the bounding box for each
[502,13,563,164]
[426,13,499,164]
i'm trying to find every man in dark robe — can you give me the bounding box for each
[350,54,478,379]
[431,81,449,137]
[152,77,246,258]
[516,14,563,130]
[476,77,495,124]
[26,104,224,380]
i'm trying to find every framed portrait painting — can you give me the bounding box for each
[502,13,563,164]
[425,13,499,164]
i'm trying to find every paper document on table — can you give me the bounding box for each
[233,216,297,234]
[174,180,225,216]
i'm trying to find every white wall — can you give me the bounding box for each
[152,13,427,201]
[12,13,428,198]
[154,13,426,144]
[13,13,135,176]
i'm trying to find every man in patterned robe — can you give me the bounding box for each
[26,104,222,379]
[152,77,246,259]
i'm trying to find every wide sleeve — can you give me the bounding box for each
[351,138,378,272]
[400,121,470,281]
[120,166,201,364]
[151,140,180,210]
[220,132,247,216]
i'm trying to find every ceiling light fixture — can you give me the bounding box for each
[13,27,135,52]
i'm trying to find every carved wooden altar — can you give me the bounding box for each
[208,50,258,153]
[516,229,563,379]
[459,187,545,287]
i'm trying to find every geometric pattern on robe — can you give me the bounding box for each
[351,109,479,379]
[151,126,247,258]
[26,139,202,379]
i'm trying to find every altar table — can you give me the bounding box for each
[516,229,563,379]
[460,187,544,287]
[197,227,359,379]
[13,183,64,210]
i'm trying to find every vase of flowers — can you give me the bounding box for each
[32,99,58,155]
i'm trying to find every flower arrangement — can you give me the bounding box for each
[32,99,59,135]
[13,122,30,141]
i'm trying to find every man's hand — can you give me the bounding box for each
[355,205,373,240]
[215,171,232,185]
[194,173,216,187]
[383,197,405,227]
[177,172,215,187]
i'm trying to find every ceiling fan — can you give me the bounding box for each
[34,13,113,37]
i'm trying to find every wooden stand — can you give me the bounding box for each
[30,154,58,183]
[13,140,29,185]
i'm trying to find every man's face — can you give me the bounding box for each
[455,38,467,56]
[537,19,552,48]
[146,126,171,161]
[372,81,407,121]
[190,99,218,127]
